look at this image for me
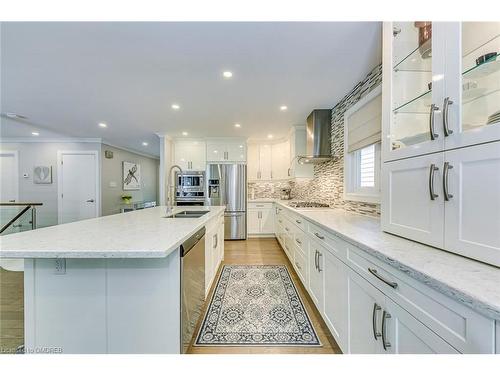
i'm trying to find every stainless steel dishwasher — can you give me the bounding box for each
[180,226,205,353]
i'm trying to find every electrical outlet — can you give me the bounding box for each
[54,259,66,274]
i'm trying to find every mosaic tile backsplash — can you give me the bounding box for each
[248,64,382,218]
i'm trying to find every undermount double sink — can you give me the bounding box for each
[165,210,209,219]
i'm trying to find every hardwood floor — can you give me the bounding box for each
[188,238,342,354]
[0,268,24,354]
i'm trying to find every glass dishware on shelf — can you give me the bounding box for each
[461,22,500,132]
[391,22,433,150]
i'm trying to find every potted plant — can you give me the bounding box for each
[121,194,133,204]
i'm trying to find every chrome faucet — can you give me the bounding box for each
[166,164,183,215]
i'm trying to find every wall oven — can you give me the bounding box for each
[175,171,205,206]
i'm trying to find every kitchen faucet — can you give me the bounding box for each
[166,164,183,215]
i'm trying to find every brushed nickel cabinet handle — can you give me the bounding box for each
[368,268,398,289]
[295,219,302,224]
[382,310,392,350]
[443,97,454,136]
[317,252,322,272]
[314,250,318,270]
[86,199,95,203]
[295,238,302,245]
[314,232,325,240]
[443,162,454,201]
[429,164,439,200]
[372,303,382,340]
[295,261,301,270]
[429,104,439,140]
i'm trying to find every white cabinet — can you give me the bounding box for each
[206,140,246,162]
[323,249,348,351]
[308,239,325,312]
[289,126,314,178]
[247,141,290,181]
[347,268,385,353]
[271,140,290,180]
[174,140,206,171]
[384,298,458,354]
[204,214,224,297]
[382,22,500,162]
[443,142,500,266]
[381,152,445,249]
[247,202,274,236]
[382,141,500,266]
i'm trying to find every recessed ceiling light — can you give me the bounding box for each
[182,131,188,136]
[267,134,273,139]
[280,105,288,111]
[234,123,241,128]
[223,71,233,78]
[171,104,180,110]
[98,122,107,128]
[32,132,39,136]
[142,142,148,146]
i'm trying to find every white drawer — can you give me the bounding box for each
[293,230,307,256]
[288,212,307,232]
[307,221,348,261]
[292,244,307,286]
[248,202,273,209]
[346,246,495,353]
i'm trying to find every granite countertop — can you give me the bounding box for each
[0,206,225,259]
[275,201,500,321]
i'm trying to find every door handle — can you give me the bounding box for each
[213,234,218,249]
[443,162,453,201]
[429,104,439,140]
[86,199,95,203]
[372,303,382,340]
[368,268,398,289]
[314,232,325,240]
[314,250,318,270]
[443,97,454,136]
[295,238,302,245]
[428,164,439,200]
[295,219,302,224]
[382,310,392,350]
[317,252,322,272]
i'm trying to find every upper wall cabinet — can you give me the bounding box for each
[173,140,206,171]
[247,141,290,181]
[289,126,314,178]
[206,140,246,163]
[382,22,500,162]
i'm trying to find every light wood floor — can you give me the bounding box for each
[0,267,24,354]
[187,238,342,354]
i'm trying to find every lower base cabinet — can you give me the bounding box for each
[205,214,224,297]
[274,203,496,354]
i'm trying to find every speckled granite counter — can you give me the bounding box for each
[0,206,225,259]
[275,201,500,321]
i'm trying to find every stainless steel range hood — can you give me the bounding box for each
[298,109,332,164]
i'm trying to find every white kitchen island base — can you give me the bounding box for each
[24,250,181,354]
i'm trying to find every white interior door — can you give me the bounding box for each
[58,151,99,224]
[0,150,19,203]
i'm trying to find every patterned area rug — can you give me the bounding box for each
[195,265,321,346]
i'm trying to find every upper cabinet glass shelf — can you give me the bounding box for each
[393,40,432,72]
[393,90,431,114]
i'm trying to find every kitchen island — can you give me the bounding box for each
[0,206,225,354]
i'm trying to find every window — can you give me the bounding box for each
[344,85,382,204]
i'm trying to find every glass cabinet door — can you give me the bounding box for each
[445,22,500,149]
[388,22,445,160]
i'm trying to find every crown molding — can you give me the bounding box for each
[0,137,102,143]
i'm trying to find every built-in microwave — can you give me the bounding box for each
[175,171,205,205]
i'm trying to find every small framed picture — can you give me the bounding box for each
[123,161,141,190]
[34,166,53,184]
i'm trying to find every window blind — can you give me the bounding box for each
[347,93,382,153]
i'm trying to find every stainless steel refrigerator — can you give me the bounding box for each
[206,164,247,240]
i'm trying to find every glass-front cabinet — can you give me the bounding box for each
[382,22,500,161]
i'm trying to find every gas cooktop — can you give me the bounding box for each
[287,201,330,208]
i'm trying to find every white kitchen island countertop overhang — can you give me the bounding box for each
[0,206,226,258]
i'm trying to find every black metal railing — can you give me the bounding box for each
[0,202,43,234]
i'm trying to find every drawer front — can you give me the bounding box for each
[307,221,348,261]
[293,244,308,286]
[293,229,307,256]
[288,212,307,232]
[346,246,495,353]
[248,202,273,209]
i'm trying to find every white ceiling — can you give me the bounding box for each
[0,22,381,157]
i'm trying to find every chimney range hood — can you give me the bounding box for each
[298,109,333,164]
